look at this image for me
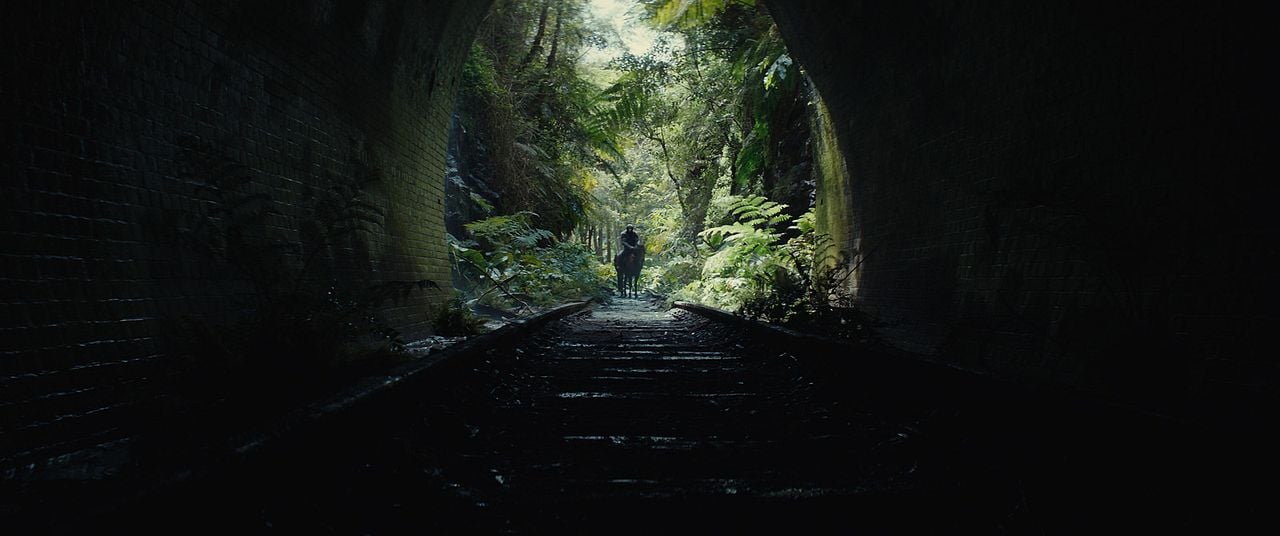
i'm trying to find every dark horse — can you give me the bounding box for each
[614,244,645,298]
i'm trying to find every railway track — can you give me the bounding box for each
[85,298,1238,533]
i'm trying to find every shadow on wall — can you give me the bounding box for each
[768,0,1279,423]
[143,136,438,417]
[935,166,1255,417]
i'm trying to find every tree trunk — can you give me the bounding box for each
[598,224,606,263]
[647,129,691,226]
[520,1,551,70]
[606,221,614,261]
[680,162,711,241]
[545,3,565,70]
[592,224,602,261]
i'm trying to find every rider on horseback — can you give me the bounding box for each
[614,224,644,298]
[619,224,639,256]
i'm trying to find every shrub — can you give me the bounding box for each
[450,212,610,310]
[670,196,872,339]
[431,296,485,336]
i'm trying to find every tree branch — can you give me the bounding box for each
[643,127,692,226]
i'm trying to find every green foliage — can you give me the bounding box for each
[431,296,485,336]
[733,121,769,191]
[643,253,703,296]
[586,0,806,250]
[466,211,556,251]
[649,0,756,29]
[577,1,835,320]
[458,0,617,238]
[462,1,862,339]
[669,195,788,309]
[738,210,859,324]
[699,194,788,247]
[524,241,612,302]
[761,53,792,91]
[460,45,501,105]
[661,196,865,335]
[451,213,609,310]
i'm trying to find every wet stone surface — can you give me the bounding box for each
[92,299,1192,533]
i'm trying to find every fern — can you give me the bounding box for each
[453,213,607,310]
[700,195,790,246]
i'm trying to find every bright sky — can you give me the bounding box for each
[582,0,664,67]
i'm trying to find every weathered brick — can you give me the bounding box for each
[1,0,494,464]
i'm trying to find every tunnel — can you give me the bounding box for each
[2,0,1277,531]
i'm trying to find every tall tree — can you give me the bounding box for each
[545,2,565,69]
[458,0,623,238]
[520,1,552,70]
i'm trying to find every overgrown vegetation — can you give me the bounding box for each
[585,1,862,331]
[446,0,619,312]
[450,212,609,312]
[455,0,617,238]
[445,0,865,337]
[671,196,869,339]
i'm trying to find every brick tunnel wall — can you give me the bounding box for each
[1,0,491,465]
[769,1,1278,418]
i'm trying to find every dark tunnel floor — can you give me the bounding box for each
[34,300,1264,533]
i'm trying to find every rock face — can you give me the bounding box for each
[444,112,501,247]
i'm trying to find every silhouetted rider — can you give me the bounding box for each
[618,224,639,257]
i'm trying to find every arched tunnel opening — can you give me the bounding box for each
[2,0,1277,532]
